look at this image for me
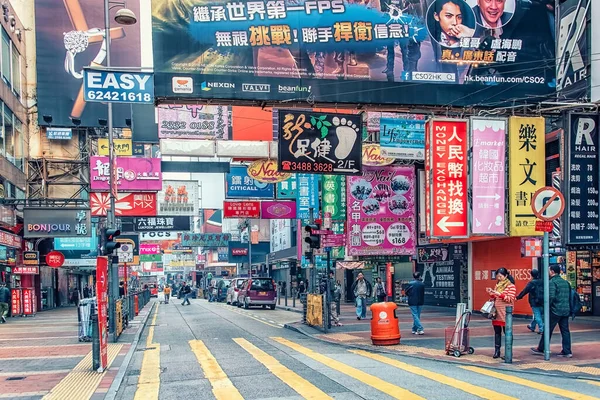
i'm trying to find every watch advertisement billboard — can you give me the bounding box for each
[152,0,555,106]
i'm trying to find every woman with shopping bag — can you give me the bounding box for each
[485,268,516,359]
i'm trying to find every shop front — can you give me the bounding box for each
[565,250,599,316]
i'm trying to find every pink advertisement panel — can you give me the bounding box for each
[90,157,162,191]
[347,166,416,256]
[140,243,161,255]
[157,105,230,139]
[260,200,297,219]
[471,118,507,235]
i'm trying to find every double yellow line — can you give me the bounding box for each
[134,304,160,400]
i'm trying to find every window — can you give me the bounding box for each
[1,29,10,85]
[14,117,23,171]
[4,106,13,164]
[11,44,20,98]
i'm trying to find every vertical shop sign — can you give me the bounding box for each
[425,121,431,237]
[508,117,546,236]
[11,288,21,316]
[96,256,109,371]
[296,174,320,220]
[471,118,507,235]
[567,114,599,244]
[347,166,416,256]
[22,289,33,315]
[322,175,346,220]
[429,119,469,238]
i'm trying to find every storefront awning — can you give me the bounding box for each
[336,261,365,270]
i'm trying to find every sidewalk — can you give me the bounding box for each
[0,301,155,399]
[285,303,600,379]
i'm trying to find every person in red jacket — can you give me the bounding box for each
[486,267,516,359]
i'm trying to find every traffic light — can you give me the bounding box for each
[102,228,121,255]
[304,224,321,249]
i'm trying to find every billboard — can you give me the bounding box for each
[260,201,297,219]
[90,157,162,191]
[35,0,154,128]
[157,105,231,139]
[322,175,346,220]
[296,174,320,220]
[346,166,416,256]
[416,244,466,307]
[379,117,426,160]
[508,116,546,237]
[151,0,555,106]
[566,114,599,244]
[226,165,274,198]
[24,208,91,239]
[90,192,157,217]
[157,181,200,216]
[471,117,507,235]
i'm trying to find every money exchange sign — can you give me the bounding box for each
[278,110,362,175]
[508,116,546,236]
[428,119,469,238]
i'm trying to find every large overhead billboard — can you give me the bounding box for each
[152,0,556,106]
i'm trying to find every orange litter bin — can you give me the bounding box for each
[370,302,401,346]
[134,295,139,316]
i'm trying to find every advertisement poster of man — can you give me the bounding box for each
[416,244,467,307]
[152,0,556,105]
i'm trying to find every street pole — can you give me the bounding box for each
[248,220,252,277]
[326,248,331,331]
[308,207,315,294]
[543,231,550,361]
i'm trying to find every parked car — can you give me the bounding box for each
[226,278,247,305]
[216,279,231,302]
[238,278,277,310]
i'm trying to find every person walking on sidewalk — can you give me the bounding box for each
[164,284,171,304]
[405,272,425,335]
[180,282,192,306]
[328,272,342,327]
[531,264,573,358]
[374,277,386,303]
[487,268,516,359]
[517,269,544,334]
[351,272,372,320]
[0,282,10,323]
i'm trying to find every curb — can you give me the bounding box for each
[283,323,600,382]
[104,301,156,400]
[276,305,304,314]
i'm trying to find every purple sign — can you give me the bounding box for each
[471,118,507,235]
[260,200,297,219]
[157,104,230,139]
[347,166,416,256]
[90,156,162,191]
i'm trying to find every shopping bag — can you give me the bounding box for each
[480,300,495,314]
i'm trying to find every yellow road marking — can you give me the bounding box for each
[271,337,423,400]
[190,340,244,400]
[351,350,516,400]
[134,304,160,400]
[461,366,600,400]
[234,338,331,400]
[216,304,281,328]
[585,380,600,387]
[42,344,122,400]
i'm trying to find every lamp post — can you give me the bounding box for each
[103,0,137,342]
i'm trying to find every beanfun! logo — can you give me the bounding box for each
[172,77,193,94]
[278,84,312,94]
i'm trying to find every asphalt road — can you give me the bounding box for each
[116,299,600,400]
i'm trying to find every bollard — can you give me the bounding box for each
[285,290,288,307]
[505,306,513,363]
[92,313,100,371]
[292,289,296,308]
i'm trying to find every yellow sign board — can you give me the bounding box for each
[508,116,546,236]
[306,294,324,328]
[98,138,133,156]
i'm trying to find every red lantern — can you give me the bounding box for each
[46,251,65,268]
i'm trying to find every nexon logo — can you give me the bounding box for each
[242,83,270,93]
[201,81,236,91]
[278,84,312,94]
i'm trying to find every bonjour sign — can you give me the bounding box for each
[24,208,91,238]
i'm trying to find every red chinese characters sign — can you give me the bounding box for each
[429,119,469,238]
[90,192,157,217]
[11,288,21,315]
[12,266,39,275]
[223,201,261,218]
[0,231,21,248]
[96,256,109,371]
[22,288,33,315]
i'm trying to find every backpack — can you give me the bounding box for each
[533,280,544,306]
[569,289,583,318]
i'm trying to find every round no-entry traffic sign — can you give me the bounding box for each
[531,186,565,222]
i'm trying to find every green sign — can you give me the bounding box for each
[140,254,162,262]
[322,175,346,220]
[276,177,297,199]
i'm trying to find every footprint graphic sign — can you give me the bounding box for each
[278,110,362,175]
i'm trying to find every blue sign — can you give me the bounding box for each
[47,128,72,140]
[567,114,599,244]
[83,69,154,104]
[296,174,320,220]
[379,117,426,160]
[226,165,274,199]
[276,177,297,199]
[54,229,98,251]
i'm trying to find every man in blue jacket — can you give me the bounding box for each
[405,272,426,335]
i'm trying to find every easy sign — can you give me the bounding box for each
[83,69,154,104]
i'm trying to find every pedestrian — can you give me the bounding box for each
[0,282,10,323]
[405,271,426,335]
[208,281,215,302]
[336,280,342,315]
[119,281,125,298]
[328,272,342,327]
[83,285,90,299]
[71,288,80,307]
[298,280,305,298]
[486,267,516,359]
[516,269,544,334]
[531,264,573,358]
[180,282,191,306]
[374,277,386,303]
[163,284,171,304]
[351,272,372,320]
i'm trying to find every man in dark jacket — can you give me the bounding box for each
[531,264,572,357]
[0,282,10,323]
[351,272,372,320]
[180,282,192,306]
[405,272,426,335]
[517,269,544,334]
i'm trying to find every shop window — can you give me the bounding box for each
[3,106,13,165]
[11,44,20,99]
[0,101,3,156]
[1,29,10,86]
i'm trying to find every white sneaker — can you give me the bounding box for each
[417,330,424,335]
